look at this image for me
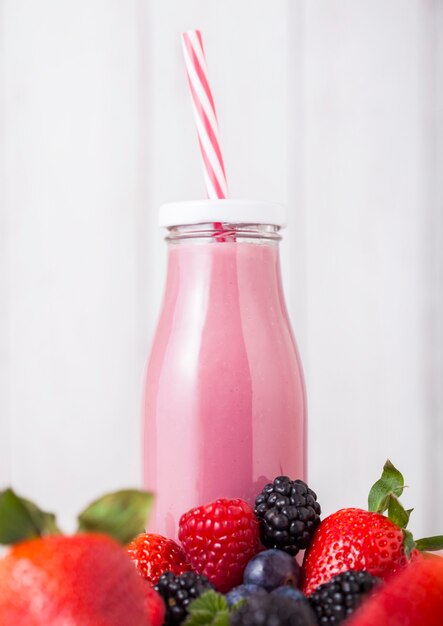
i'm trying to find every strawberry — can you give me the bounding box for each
[0,487,155,626]
[144,583,166,626]
[178,497,261,592]
[0,534,148,626]
[347,555,443,626]
[301,507,415,594]
[302,460,443,595]
[127,532,190,584]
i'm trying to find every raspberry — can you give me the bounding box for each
[254,477,321,555]
[178,498,261,592]
[309,570,380,625]
[154,571,213,626]
[127,533,190,585]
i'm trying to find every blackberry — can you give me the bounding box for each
[254,477,321,555]
[154,570,214,625]
[309,570,380,625]
[230,593,318,626]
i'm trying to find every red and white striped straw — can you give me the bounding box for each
[181,30,228,199]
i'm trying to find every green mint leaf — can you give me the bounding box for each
[403,529,416,558]
[368,459,405,513]
[0,488,61,544]
[184,591,230,626]
[77,489,153,545]
[387,494,410,529]
[415,535,443,552]
[231,598,247,612]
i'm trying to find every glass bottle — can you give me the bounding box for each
[142,200,306,538]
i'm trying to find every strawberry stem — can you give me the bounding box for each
[387,494,411,529]
[368,459,405,514]
[368,461,418,559]
[415,536,443,552]
[403,529,416,558]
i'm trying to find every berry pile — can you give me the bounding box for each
[124,460,443,626]
[1,461,441,626]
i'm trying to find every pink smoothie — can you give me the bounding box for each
[143,238,306,538]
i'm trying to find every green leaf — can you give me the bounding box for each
[415,535,443,552]
[77,489,153,545]
[368,459,405,513]
[387,494,410,529]
[231,598,247,612]
[21,498,60,535]
[184,591,230,626]
[403,529,416,558]
[0,488,61,545]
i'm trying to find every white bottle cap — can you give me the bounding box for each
[159,200,287,228]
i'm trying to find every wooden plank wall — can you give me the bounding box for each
[0,0,441,535]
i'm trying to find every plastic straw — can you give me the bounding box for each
[181,30,228,200]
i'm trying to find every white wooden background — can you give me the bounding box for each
[0,0,442,538]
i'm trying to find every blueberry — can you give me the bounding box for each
[243,549,300,591]
[225,584,267,607]
[270,585,309,605]
[231,593,318,626]
[271,586,307,603]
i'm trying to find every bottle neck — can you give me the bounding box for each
[162,223,285,321]
[165,222,282,244]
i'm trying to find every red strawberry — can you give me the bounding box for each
[301,507,417,594]
[178,498,261,592]
[128,533,190,584]
[144,583,165,626]
[347,555,443,626]
[301,460,443,595]
[0,534,148,626]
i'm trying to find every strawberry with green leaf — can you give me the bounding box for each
[301,460,443,595]
[0,487,160,626]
